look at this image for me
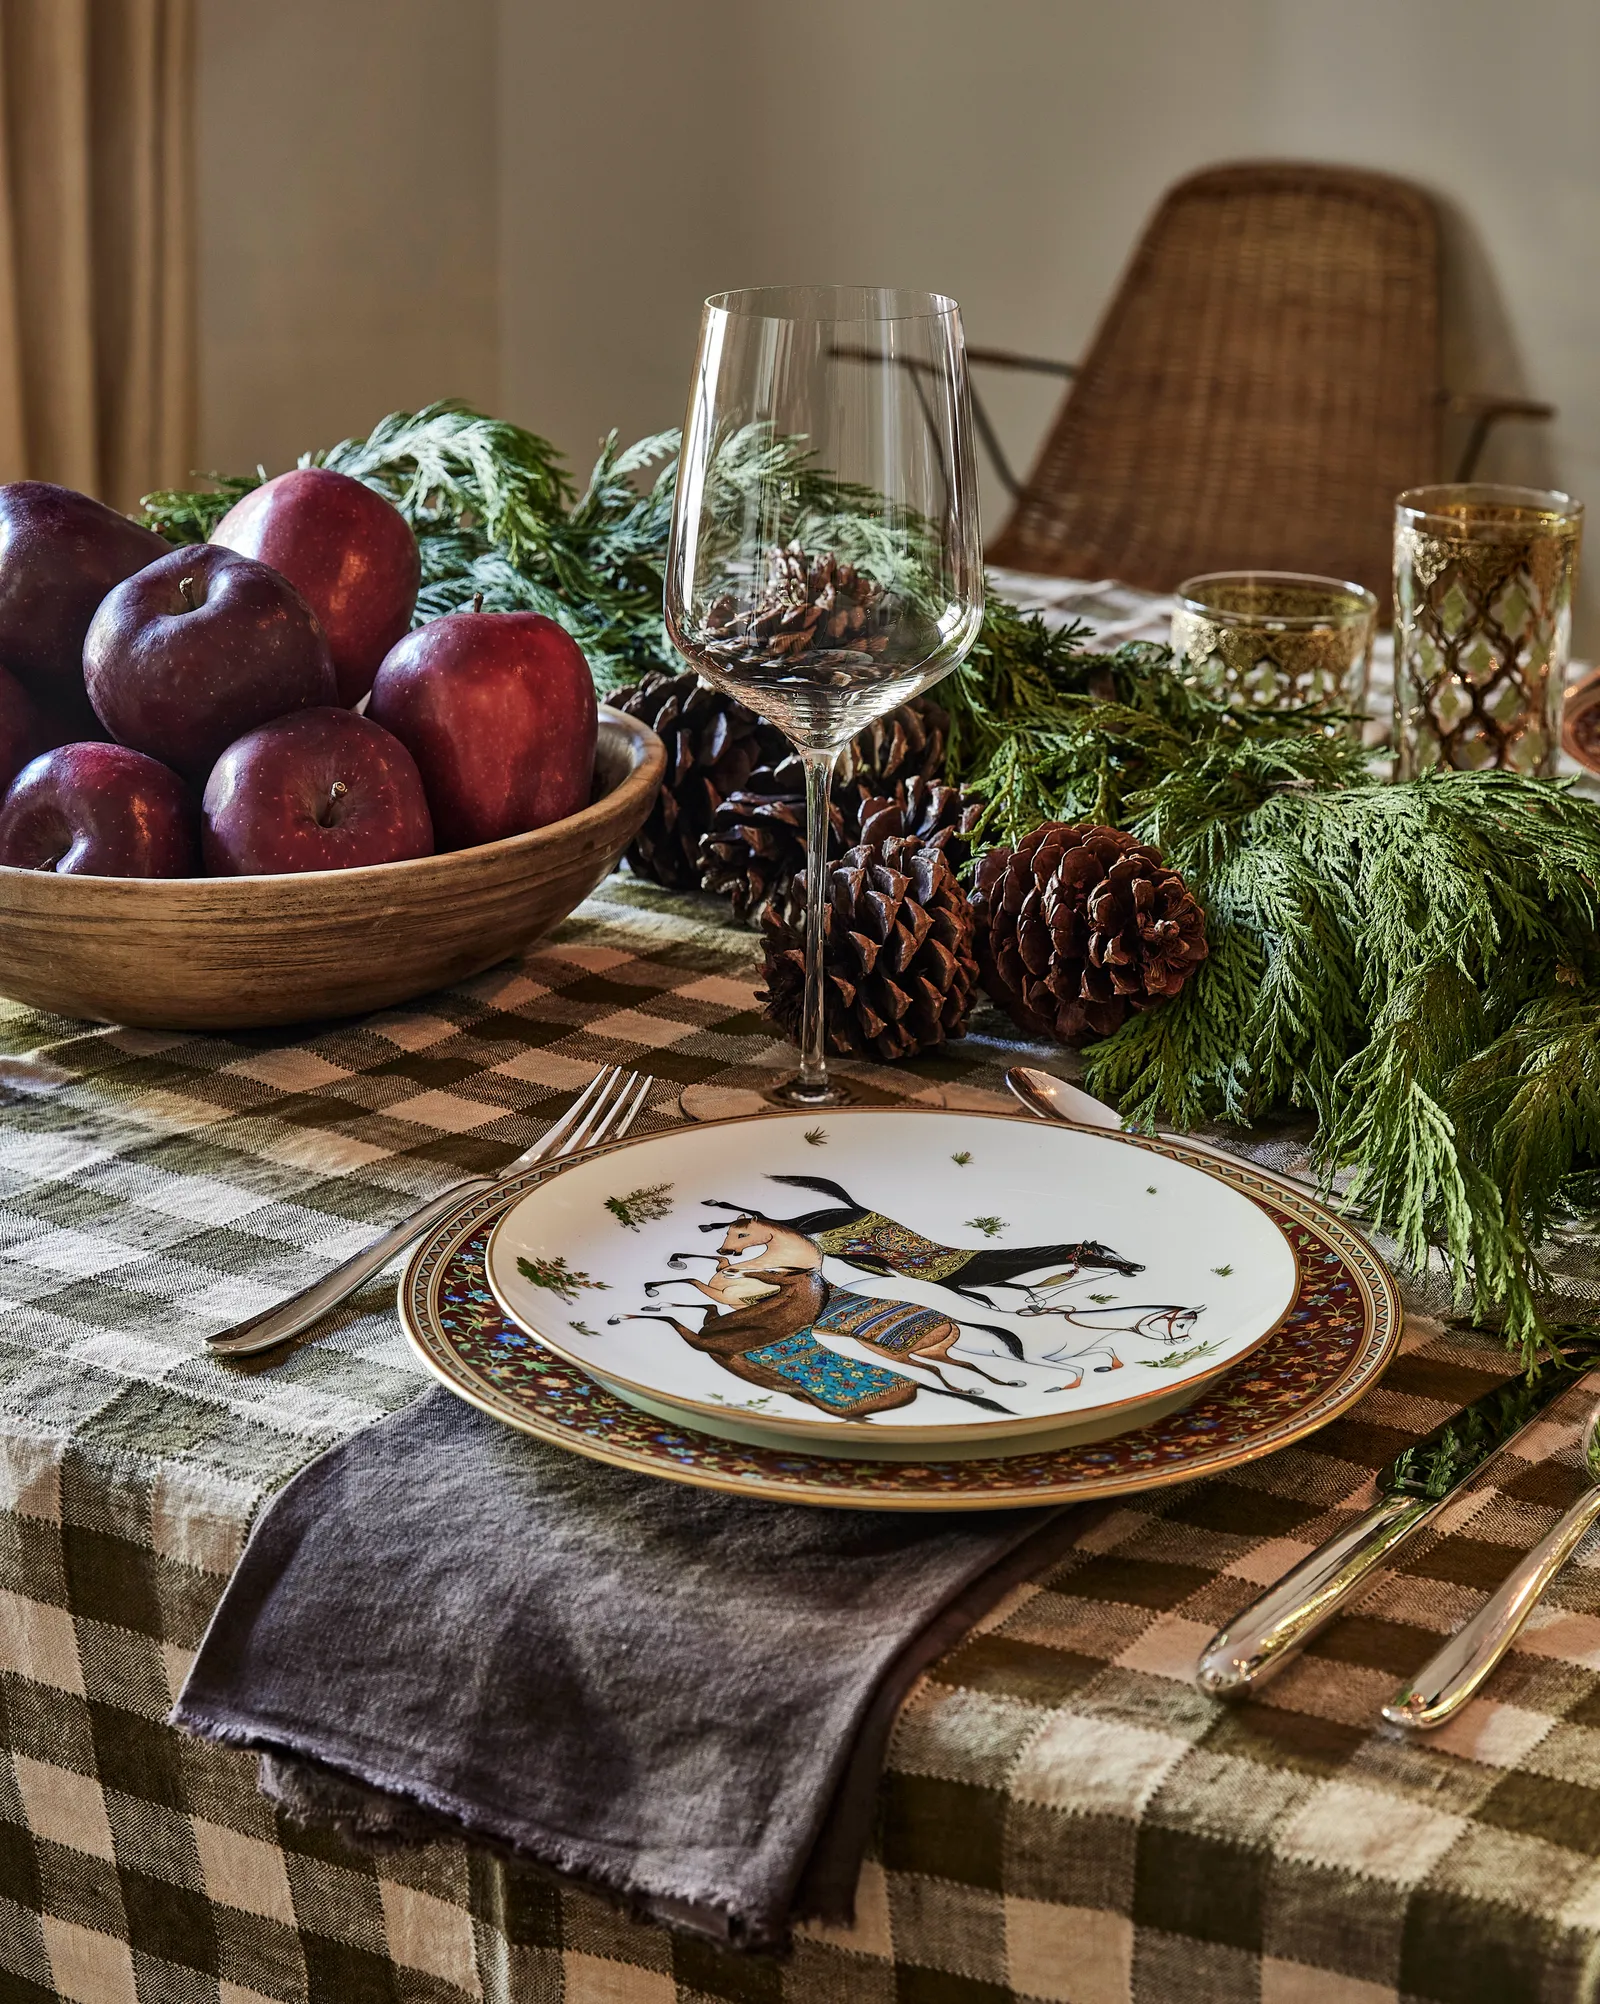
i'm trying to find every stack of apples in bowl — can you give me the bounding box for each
[0,475,664,1030]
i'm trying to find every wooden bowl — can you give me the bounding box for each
[0,706,664,1031]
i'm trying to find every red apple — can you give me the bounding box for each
[84,544,338,782]
[201,706,434,876]
[367,611,596,849]
[0,666,44,793]
[0,743,196,877]
[0,482,169,733]
[210,468,421,706]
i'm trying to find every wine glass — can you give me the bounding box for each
[665,285,984,1108]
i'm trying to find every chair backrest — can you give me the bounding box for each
[985,161,1441,608]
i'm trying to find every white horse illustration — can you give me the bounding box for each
[946,1300,1205,1389]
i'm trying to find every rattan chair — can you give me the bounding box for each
[979,161,1552,606]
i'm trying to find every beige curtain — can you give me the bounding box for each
[0,0,195,512]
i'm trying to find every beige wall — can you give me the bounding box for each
[196,0,498,478]
[500,0,1282,520]
[200,0,1600,639]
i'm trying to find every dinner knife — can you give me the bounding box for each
[1383,1388,1600,1728]
[1195,1341,1600,1698]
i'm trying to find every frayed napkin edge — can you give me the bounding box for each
[169,1699,836,1952]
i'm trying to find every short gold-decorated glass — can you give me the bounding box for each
[1393,483,1583,777]
[1170,572,1377,714]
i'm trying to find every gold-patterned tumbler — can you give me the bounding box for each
[1393,484,1583,776]
[1170,572,1377,714]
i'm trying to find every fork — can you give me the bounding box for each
[206,1064,652,1359]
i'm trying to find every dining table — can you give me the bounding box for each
[4,580,1600,2004]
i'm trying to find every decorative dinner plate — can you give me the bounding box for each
[480,1112,1301,1451]
[399,1116,1401,1509]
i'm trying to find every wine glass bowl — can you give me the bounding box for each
[687,540,964,752]
[665,285,984,1106]
[666,286,983,751]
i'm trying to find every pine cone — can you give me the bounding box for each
[759,814,979,1063]
[840,694,950,790]
[699,546,894,689]
[699,753,832,925]
[610,669,787,889]
[854,774,985,872]
[971,822,1208,1044]
[702,762,982,929]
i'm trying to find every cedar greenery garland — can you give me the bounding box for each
[143,403,1600,1361]
[142,405,679,688]
[936,624,1600,1361]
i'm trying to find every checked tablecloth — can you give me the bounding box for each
[5,874,1600,2004]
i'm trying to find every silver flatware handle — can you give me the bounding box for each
[207,1176,498,1358]
[205,1063,651,1360]
[1004,1066,1122,1131]
[1384,1485,1600,1729]
[1197,1490,1434,1696]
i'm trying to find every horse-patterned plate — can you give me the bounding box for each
[481,1110,1301,1452]
[401,1118,1400,1509]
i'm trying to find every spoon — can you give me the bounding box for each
[1007,1065,1379,1228]
[1003,1067,1122,1131]
[1383,1396,1600,1729]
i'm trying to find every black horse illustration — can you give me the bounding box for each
[698,1173,1144,1311]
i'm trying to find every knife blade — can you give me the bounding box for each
[1195,1338,1600,1698]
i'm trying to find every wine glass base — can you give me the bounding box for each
[767,1075,859,1110]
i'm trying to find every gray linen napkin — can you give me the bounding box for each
[173,1387,1068,1949]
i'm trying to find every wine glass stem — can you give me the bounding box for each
[796,747,838,1097]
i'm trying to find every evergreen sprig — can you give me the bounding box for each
[139,471,263,544]
[143,404,682,688]
[140,406,1600,1358]
[1074,758,1600,1359]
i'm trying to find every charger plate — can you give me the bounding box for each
[480,1111,1301,1452]
[399,1118,1401,1510]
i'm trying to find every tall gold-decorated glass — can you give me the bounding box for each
[1393,484,1583,777]
[665,287,984,1108]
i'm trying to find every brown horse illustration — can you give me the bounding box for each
[629,1260,1013,1419]
[681,1214,1203,1390]
[698,1174,1143,1311]
[648,1246,1023,1392]
[685,1211,1045,1364]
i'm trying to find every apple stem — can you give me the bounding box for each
[472,593,483,615]
[317,779,349,831]
[178,574,198,610]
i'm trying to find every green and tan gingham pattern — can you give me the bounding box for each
[4,876,1600,2004]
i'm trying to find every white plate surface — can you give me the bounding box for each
[484,1110,1300,1446]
